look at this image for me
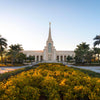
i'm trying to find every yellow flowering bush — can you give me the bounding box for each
[21,86,40,100]
[40,76,60,100]
[0,63,100,100]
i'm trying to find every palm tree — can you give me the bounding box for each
[93,35,100,47]
[74,42,90,64]
[7,44,23,65]
[93,47,100,63]
[0,35,7,63]
[3,50,8,65]
[93,35,100,63]
[85,50,94,63]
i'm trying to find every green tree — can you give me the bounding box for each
[16,53,26,64]
[66,55,73,62]
[74,42,90,64]
[85,50,94,63]
[3,50,8,65]
[0,35,7,63]
[93,35,100,47]
[93,48,100,63]
[7,44,23,65]
[27,55,35,64]
[93,35,100,63]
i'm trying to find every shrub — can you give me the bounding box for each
[21,86,40,100]
[0,63,100,100]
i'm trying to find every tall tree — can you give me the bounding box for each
[93,35,100,47]
[0,35,7,63]
[7,44,23,65]
[85,50,94,63]
[93,35,100,62]
[74,42,90,64]
[93,47,100,63]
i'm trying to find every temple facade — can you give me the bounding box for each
[23,23,75,62]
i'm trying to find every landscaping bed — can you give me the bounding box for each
[0,63,100,100]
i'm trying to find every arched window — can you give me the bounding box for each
[48,43,52,53]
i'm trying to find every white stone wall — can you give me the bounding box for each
[22,50,43,56]
[22,50,43,62]
[22,50,75,62]
[56,51,75,57]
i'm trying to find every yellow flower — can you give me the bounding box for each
[72,71,77,76]
[74,85,84,91]
[97,80,100,83]
[60,79,66,86]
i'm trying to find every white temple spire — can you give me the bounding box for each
[48,22,52,41]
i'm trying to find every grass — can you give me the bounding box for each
[71,67,100,78]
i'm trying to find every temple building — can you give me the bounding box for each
[23,23,75,62]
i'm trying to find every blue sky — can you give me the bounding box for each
[0,0,100,50]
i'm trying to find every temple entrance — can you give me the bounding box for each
[48,54,52,61]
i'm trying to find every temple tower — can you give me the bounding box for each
[43,22,56,62]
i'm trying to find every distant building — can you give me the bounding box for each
[23,23,75,62]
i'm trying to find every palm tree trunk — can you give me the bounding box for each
[94,54,96,62]
[11,59,13,65]
[4,57,7,65]
[95,54,97,63]
[98,53,99,63]
[0,55,1,64]
[1,54,3,64]
[11,58,14,65]
[12,56,16,65]
[2,55,3,64]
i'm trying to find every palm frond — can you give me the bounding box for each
[94,41,100,47]
[94,35,100,40]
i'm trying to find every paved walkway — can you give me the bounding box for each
[67,65,100,73]
[1,63,100,74]
[0,65,32,74]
